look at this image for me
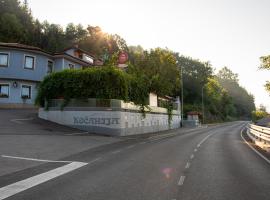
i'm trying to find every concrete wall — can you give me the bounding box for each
[39,108,181,136]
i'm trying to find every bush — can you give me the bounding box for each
[36,67,129,106]
[251,110,269,122]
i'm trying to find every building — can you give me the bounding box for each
[0,43,95,107]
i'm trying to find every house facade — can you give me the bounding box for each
[0,43,96,107]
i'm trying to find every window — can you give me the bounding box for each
[24,56,35,69]
[0,84,9,98]
[47,60,53,73]
[21,85,31,99]
[0,53,9,67]
[69,63,75,69]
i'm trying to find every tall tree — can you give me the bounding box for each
[217,67,255,118]
[259,55,270,93]
[128,48,180,97]
[176,55,213,105]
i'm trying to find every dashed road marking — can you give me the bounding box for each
[126,145,135,149]
[185,162,190,169]
[178,176,186,186]
[10,118,34,124]
[197,133,213,147]
[190,154,194,159]
[64,132,89,136]
[140,142,147,145]
[89,157,102,163]
[194,148,197,152]
[111,150,122,154]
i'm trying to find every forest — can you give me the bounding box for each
[0,0,256,122]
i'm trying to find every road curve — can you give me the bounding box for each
[3,121,270,200]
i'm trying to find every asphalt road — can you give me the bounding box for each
[1,120,270,200]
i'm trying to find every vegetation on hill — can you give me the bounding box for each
[1,0,256,122]
[251,104,269,122]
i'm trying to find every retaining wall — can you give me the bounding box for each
[39,108,181,136]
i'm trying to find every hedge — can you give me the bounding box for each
[35,66,149,107]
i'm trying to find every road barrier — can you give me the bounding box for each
[247,124,270,152]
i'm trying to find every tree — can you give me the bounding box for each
[260,55,270,69]
[216,66,239,82]
[260,55,270,94]
[0,13,24,42]
[217,67,255,119]
[79,26,127,58]
[251,109,269,122]
[175,55,213,105]
[128,48,180,97]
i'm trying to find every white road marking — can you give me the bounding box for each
[0,161,87,200]
[185,162,190,169]
[126,145,135,149]
[178,176,186,186]
[197,133,213,147]
[190,154,194,159]
[64,132,89,136]
[140,142,147,145]
[241,127,270,165]
[111,150,121,154]
[10,118,33,124]
[194,148,198,152]
[1,155,72,163]
[88,157,102,163]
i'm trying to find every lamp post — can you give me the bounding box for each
[201,85,205,124]
[180,63,184,127]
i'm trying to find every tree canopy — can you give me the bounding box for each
[0,0,127,56]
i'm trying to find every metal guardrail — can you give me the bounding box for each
[248,124,270,143]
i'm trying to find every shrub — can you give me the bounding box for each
[36,67,129,106]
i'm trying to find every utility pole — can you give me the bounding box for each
[202,85,205,124]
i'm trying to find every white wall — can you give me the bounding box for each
[39,108,181,136]
[149,93,158,107]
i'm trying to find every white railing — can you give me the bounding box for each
[248,124,270,144]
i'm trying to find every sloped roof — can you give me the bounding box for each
[0,42,51,56]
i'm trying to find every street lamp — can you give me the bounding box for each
[177,60,184,127]
[181,65,184,127]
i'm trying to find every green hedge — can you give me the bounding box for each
[35,67,149,107]
[36,67,128,106]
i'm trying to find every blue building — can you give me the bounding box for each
[0,43,96,107]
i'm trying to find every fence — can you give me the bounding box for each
[46,98,179,115]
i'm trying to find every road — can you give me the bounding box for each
[0,117,270,200]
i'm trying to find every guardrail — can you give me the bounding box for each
[247,124,270,151]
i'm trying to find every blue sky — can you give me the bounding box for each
[28,0,270,110]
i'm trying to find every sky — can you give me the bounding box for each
[27,0,270,110]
